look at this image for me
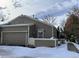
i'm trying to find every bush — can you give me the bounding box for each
[66,33,76,42]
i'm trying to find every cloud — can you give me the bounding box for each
[35,0,79,19]
[0,0,79,25]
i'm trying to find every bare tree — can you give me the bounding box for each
[43,15,56,25]
[0,0,22,22]
[60,19,66,29]
[0,0,23,22]
[67,6,79,16]
[0,8,7,21]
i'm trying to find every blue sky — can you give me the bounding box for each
[0,0,79,26]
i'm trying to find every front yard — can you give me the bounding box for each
[0,43,79,58]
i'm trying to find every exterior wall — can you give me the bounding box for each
[29,25,37,38]
[36,22,52,38]
[29,23,52,38]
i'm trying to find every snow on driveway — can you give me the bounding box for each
[0,44,79,58]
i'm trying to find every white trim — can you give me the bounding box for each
[2,31,28,33]
[1,24,34,27]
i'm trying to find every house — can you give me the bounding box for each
[0,15,57,46]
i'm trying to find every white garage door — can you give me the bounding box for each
[2,31,28,46]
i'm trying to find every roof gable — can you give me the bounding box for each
[6,14,55,28]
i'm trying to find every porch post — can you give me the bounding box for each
[27,26,30,45]
[55,40,57,47]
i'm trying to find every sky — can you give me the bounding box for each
[0,0,79,26]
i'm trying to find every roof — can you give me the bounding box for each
[2,14,55,28]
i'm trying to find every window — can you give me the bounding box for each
[37,29,44,38]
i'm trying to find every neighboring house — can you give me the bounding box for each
[0,15,57,46]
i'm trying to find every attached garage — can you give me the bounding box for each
[0,24,33,46]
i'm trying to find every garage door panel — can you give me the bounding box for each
[2,32,28,46]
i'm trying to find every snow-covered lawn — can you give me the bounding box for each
[0,44,79,58]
